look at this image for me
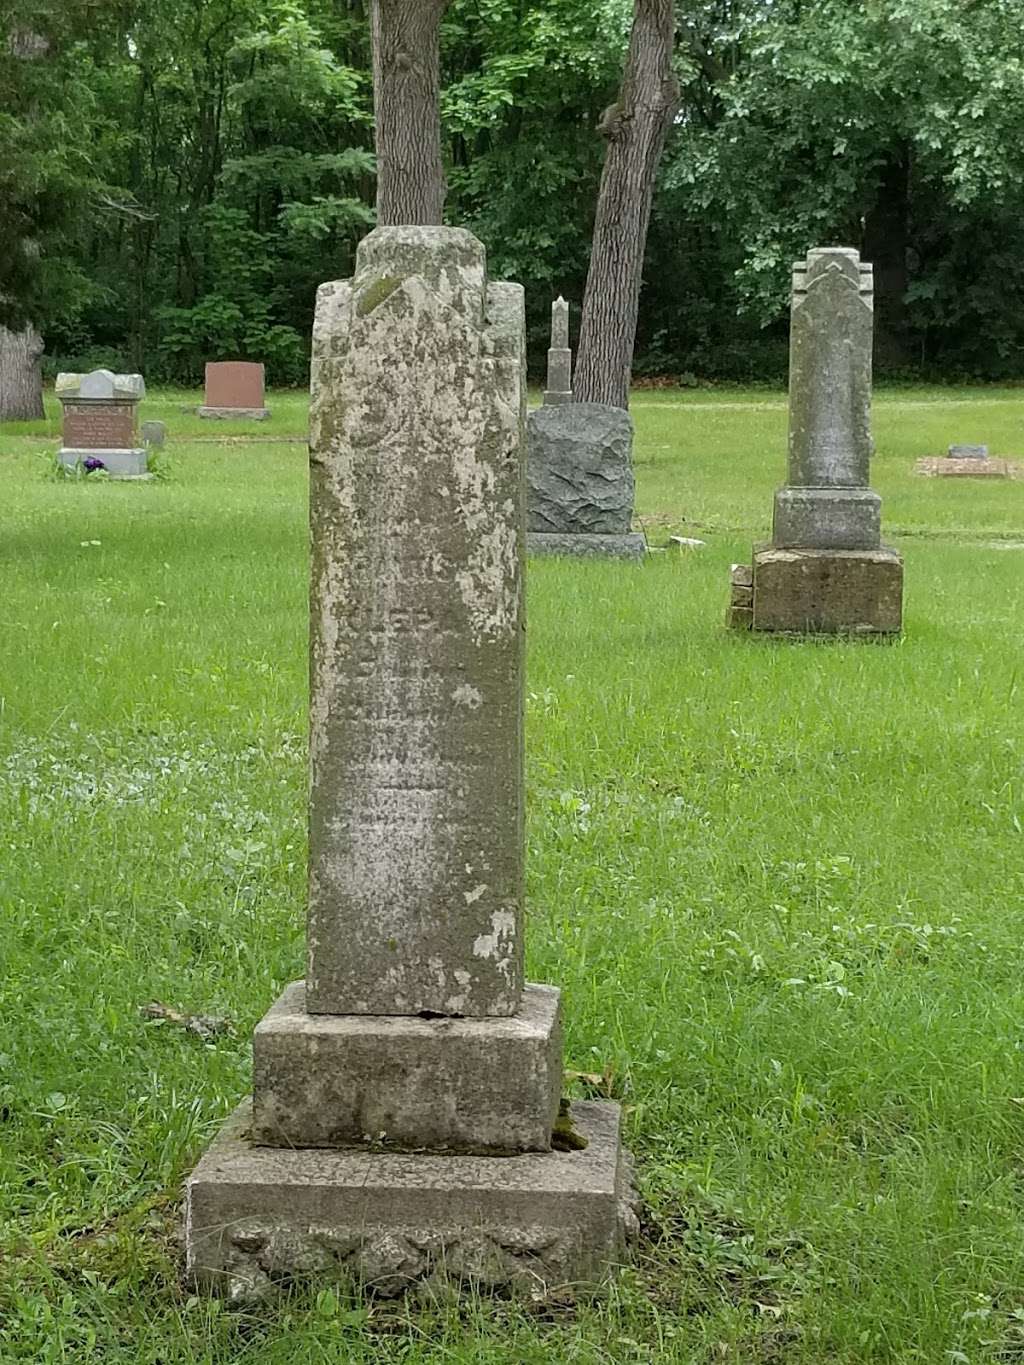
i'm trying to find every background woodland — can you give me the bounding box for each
[4,0,1024,388]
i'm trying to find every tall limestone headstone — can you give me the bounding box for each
[731,247,903,633]
[544,296,572,405]
[526,296,644,561]
[185,227,636,1300]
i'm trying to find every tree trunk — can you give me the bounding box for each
[574,0,679,409]
[0,323,45,421]
[862,147,911,372]
[370,0,451,226]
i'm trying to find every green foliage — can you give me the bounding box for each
[4,389,1024,1358]
[659,0,1024,377]
[15,0,1024,382]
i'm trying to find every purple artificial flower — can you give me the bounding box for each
[83,456,106,473]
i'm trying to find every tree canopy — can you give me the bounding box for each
[3,0,1023,386]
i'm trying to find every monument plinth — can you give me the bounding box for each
[185,228,635,1301]
[731,248,903,634]
[56,370,149,479]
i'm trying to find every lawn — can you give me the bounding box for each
[2,387,1024,1362]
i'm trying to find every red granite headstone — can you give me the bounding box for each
[204,362,266,410]
[62,402,137,449]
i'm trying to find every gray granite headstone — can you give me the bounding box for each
[141,421,166,448]
[948,444,988,460]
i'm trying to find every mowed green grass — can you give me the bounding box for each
[2,388,1024,1363]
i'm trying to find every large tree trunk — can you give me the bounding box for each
[574,0,679,410]
[862,146,911,372]
[370,0,451,226]
[0,323,45,421]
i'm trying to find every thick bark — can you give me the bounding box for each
[0,323,45,421]
[574,0,679,410]
[862,147,911,371]
[371,0,450,225]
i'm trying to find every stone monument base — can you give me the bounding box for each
[58,447,150,480]
[749,545,903,634]
[186,1099,636,1302]
[915,456,1019,479]
[772,486,881,551]
[197,406,270,420]
[527,532,646,561]
[251,982,562,1154]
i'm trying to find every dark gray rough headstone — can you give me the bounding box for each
[527,402,635,535]
[141,420,166,447]
[948,444,988,460]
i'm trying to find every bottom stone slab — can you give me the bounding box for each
[252,981,562,1154]
[915,456,1020,479]
[197,406,270,420]
[752,545,903,634]
[186,1099,635,1302]
[58,447,149,479]
[526,532,645,561]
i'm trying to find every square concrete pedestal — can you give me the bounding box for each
[197,405,270,420]
[186,1099,636,1302]
[752,545,903,634]
[58,447,151,480]
[252,982,563,1154]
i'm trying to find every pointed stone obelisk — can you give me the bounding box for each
[185,227,635,1301]
[731,247,903,633]
[544,296,572,405]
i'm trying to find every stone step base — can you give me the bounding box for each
[751,545,903,635]
[186,1099,636,1302]
[526,532,646,561]
[58,448,149,479]
[197,406,270,420]
[252,981,562,1155]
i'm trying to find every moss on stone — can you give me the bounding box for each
[552,1097,589,1152]
[356,275,405,317]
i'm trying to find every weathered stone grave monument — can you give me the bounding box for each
[544,295,572,406]
[198,361,270,419]
[730,247,903,633]
[526,298,644,560]
[186,227,635,1301]
[56,370,149,478]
